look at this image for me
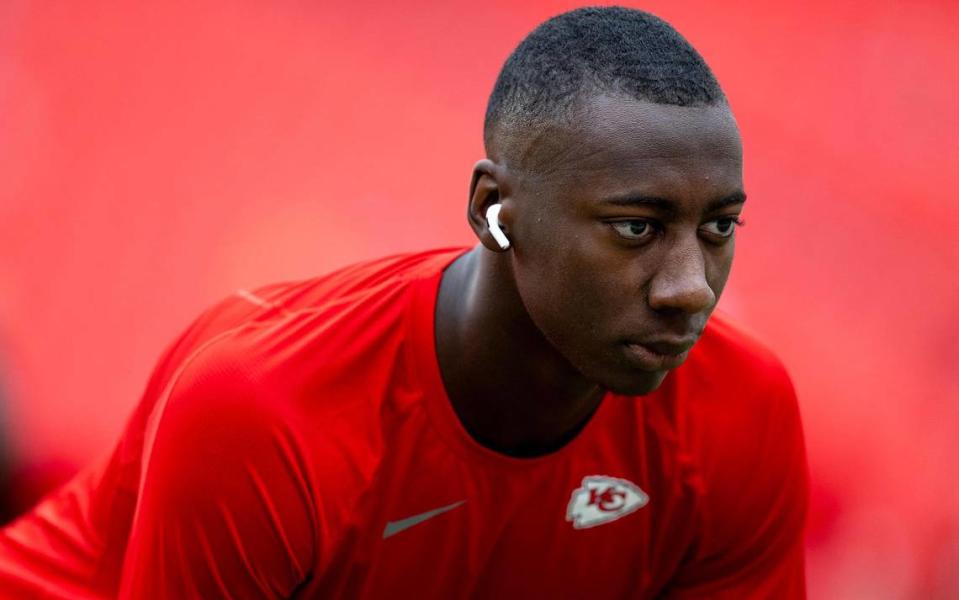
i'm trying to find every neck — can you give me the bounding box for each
[434,245,606,457]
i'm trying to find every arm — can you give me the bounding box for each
[119,354,318,599]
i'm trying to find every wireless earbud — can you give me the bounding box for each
[485,204,510,250]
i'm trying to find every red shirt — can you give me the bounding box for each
[0,248,807,599]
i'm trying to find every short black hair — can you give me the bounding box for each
[485,6,726,161]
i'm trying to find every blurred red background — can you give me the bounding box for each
[1,1,957,597]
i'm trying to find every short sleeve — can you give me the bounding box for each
[664,363,809,599]
[119,352,318,599]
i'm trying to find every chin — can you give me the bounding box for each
[601,369,669,397]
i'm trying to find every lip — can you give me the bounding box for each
[621,337,697,371]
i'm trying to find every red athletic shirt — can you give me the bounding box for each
[0,248,807,599]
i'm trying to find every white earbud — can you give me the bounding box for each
[485,204,510,250]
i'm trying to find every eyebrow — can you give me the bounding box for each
[599,190,747,214]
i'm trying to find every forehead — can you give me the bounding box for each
[514,95,743,202]
[582,95,740,162]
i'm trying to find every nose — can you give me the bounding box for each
[647,238,715,315]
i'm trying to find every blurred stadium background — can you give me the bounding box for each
[1,1,957,597]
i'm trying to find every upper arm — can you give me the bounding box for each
[665,362,809,599]
[119,355,318,599]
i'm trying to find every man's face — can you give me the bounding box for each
[505,94,745,395]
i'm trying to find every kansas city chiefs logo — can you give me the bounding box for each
[566,475,649,529]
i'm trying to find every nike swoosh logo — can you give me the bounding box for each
[382,500,466,539]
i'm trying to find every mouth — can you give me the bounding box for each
[621,337,697,371]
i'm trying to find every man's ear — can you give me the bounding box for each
[468,159,512,252]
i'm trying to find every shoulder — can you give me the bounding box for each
[677,310,803,469]
[242,247,469,314]
[156,246,467,401]
[138,246,469,493]
[207,248,466,406]
[674,312,807,543]
[135,247,464,486]
[676,312,799,449]
[156,246,459,403]
[662,312,809,594]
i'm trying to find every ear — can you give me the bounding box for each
[468,159,512,252]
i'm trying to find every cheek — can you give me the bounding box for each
[512,227,635,347]
[513,238,590,327]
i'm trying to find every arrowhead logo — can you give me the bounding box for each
[566,475,648,529]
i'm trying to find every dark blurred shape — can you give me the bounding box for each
[0,374,15,525]
[2,460,78,526]
[0,347,80,525]
[0,365,75,525]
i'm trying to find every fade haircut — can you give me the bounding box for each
[484,6,727,167]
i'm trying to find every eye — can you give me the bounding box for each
[700,216,744,239]
[610,220,656,241]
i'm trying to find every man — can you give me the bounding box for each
[0,6,807,598]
